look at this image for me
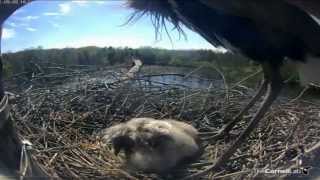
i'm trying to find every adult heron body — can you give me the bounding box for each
[128,0,320,177]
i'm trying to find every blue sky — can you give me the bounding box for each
[1,0,224,53]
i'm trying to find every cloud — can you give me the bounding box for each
[24,16,39,21]
[72,0,88,6]
[51,35,147,49]
[49,21,62,29]
[25,27,37,32]
[18,23,29,27]
[12,15,39,22]
[43,3,71,17]
[59,3,71,14]
[8,22,17,27]
[43,12,61,16]
[95,1,106,5]
[49,35,223,51]
[71,1,106,6]
[2,28,16,39]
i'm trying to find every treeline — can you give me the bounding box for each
[2,46,261,80]
[3,46,136,78]
[2,46,297,84]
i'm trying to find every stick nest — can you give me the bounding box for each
[9,67,320,179]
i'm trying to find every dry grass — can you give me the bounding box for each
[9,68,320,179]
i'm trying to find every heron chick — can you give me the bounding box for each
[100,118,201,173]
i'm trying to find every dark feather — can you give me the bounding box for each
[128,0,320,64]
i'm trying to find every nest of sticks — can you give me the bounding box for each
[9,67,320,179]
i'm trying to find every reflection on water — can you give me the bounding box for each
[61,71,224,91]
[140,74,223,89]
[136,70,320,104]
[59,65,319,104]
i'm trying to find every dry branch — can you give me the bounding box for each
[6,64,320,179]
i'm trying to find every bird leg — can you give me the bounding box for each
[210,79,268,140]
[184,64,283,179]
[0,27,4,99]
[0,25,22,173]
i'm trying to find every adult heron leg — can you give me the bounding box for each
[0,24,50,179]
[184,64,283,179]
[0,25,21,174]
[0,27,5,99]
[210,79,268,140]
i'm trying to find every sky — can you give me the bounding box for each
[1,0,224,53]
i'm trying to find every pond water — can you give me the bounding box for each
[138,74,224,90]
[69,66,225,90]
[58,65,319,104]
[138,66,320,104]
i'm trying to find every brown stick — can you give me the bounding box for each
[209,79,268,141]
[183,64,283,179]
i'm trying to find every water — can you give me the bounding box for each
[57,65,320,104]
[140,74,224,89]
[137,67,320,104]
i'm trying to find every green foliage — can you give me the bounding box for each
[169,58,184,66]
[2,46,299,85]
